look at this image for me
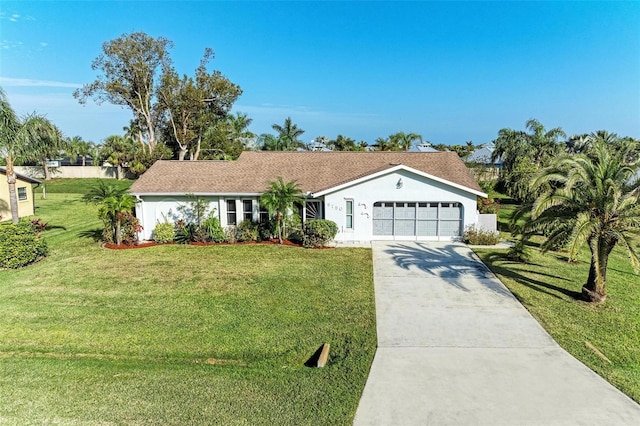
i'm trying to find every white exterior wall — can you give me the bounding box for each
[135,195,262,240]
[320,169,478,242]
[135,195,221,240]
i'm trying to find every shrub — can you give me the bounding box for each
[119,212,141,245]
[0,220,48,269]
[258,219,277,241]
[462,225,500,245]
[303,219,338,248]
[153,222,175,243]
[202,216,225,243]
[285,213,303,244]
[225,226,238,244]
[236,220,259,242]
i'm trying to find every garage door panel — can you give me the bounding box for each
[373,202,461,237]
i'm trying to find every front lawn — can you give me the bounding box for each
[0,192,376,425]
[475,240,640,403]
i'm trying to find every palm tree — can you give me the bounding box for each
[67,136,95,166]
[101,135,135,179]
[272,117,305,151]
[83,181,137,245]
[390,132,423,151]
[259,177,305,244]
[0,89,22,223]
[21,114,66,180]
[525,118,566,166]
[526,139,640,303]
[1,90,64,220]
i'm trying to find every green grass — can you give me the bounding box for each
[34,178,134,195]
[0,192,376,425]
[475,235,640,404]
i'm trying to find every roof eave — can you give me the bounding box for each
[311,164,487,198]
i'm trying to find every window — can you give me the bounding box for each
[242,200,253,221]
[259,204,270,223]
[18,187,27,201]
[345,200,354,229]
[226,200,237,225]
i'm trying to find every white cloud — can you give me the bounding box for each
[40,42,48,47]
[0,77,80,89]
[10,14,20,22]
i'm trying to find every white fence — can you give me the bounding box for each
[477,213,497,233]
[14,166,117,179]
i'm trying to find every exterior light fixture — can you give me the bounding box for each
[396,178,403,189]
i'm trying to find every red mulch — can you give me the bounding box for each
[103,239,305,250]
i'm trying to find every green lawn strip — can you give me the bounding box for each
[34,178,133,195]
[475,244,640,403]
[1,193,377,424]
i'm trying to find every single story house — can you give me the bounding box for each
[129,151,487,242]
[0,167,42,222]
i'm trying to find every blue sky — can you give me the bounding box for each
[1,1,639,146]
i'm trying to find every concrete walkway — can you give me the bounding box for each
[354,241,640,425]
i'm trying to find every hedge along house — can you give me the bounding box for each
[129,151,487,243]
[0,167,42,222]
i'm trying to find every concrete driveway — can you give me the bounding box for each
[353,241,640,425]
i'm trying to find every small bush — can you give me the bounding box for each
[153,222,175,243]
[202,216,225,243]
[303,219,338,248]
[462,225,500,245]
[119,212,141,245]
[236,220,259,242]
[0,220,48,269]
[258,219,276,241]
[225,226,238,244]
[507,238,530,263]
[285,213,303,244]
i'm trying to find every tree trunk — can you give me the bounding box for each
[116,164,123,180]
[193,136,202,160]
[115,218,122,245]
[582,236,615,303]
[178,147,187,161]
[276,212,283,244]
[42,158,52,180]
[5,155,20,224]
[82,155,86,167]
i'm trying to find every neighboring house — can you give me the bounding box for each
[464,142,503,168]
[410,143,439,153]
[130,151,487,242]
[0,167,42,222]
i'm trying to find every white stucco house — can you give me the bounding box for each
[129,151,487,243]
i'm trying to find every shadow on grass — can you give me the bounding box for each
[482,252,582,301]
[45,224,67,231]
[78,228,103,242]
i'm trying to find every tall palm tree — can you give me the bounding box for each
[526,139,640,303]
[21,114,66,180]
[271,117,305,151]
[259,177,305,244]
[390,132,423,151]
[525,118,566,166]
[0,88,21,223]
[1,91,65,219]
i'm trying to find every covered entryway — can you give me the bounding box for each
[372,202,462,237]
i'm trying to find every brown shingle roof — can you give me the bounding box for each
[129,151,483,195]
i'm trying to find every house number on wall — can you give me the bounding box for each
[326,202,343,212]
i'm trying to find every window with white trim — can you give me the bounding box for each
[345,200,354,229]
[242,199,253,221]
[18,187,27,201]
[226,200,237,225]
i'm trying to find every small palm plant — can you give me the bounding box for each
[84,181,138,245]
[259,177,305,244]
[523,139,640,303]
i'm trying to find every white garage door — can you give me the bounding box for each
[373,202,462,237]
